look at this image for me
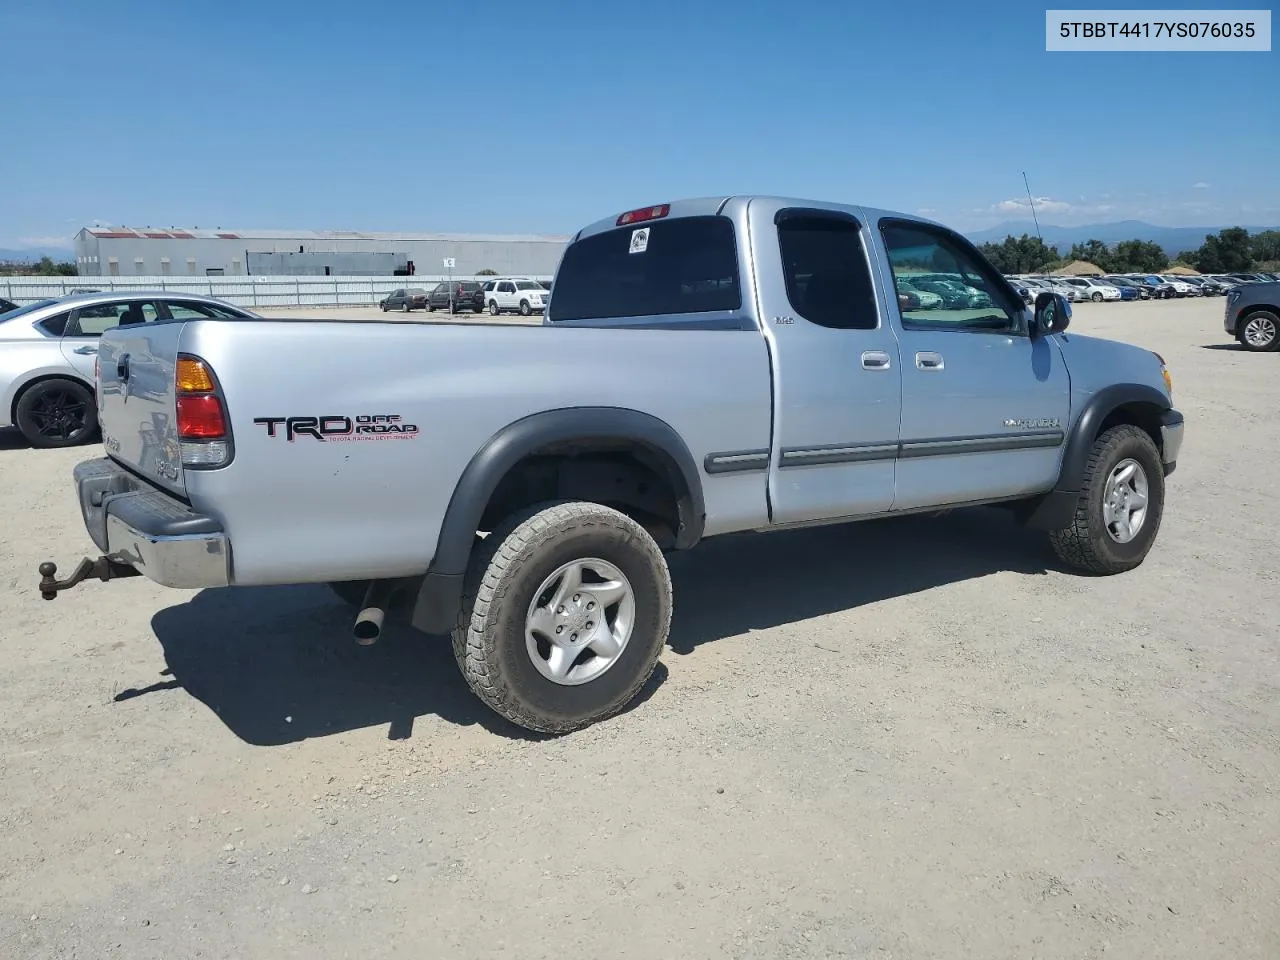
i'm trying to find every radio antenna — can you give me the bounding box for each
[1022,171,1042,241]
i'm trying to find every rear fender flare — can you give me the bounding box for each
[410,407,705,634]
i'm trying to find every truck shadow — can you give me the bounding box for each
[142,506,1052,746]
[664,506,1052,654]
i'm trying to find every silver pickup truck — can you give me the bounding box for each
[39,196,1185,734]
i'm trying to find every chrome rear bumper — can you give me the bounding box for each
[71,457,230,589]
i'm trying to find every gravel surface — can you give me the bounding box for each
[2,297,1277,960]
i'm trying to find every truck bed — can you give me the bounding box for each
[95,318,773,585]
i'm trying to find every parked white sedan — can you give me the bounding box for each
[0,291,258,448]
[1059,277,1122,302]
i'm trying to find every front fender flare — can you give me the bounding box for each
[1019,382,1171,531]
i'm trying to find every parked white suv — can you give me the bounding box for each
[1159,276,1201,297]
[484,278,550,316]
[1061,277,1122,302]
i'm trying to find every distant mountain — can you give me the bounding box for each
[964,220,1280,256]
[0,245,76,263]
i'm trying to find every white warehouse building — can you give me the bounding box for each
[73,225,571,278]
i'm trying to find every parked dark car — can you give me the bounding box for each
[379,287,428,312]
[427,280,486,313]
[1129,275,1176,299]
[1101,277,1141,301]
[1224,280,1280,352]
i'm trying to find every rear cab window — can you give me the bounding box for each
[547,215,742,322]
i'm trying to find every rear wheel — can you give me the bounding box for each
[15,378,99,449]
[1048,425,1165,575]
[452,501,672,734]
[1238,309,1280,352]
[489,300,500,316]
[402,301,410,312]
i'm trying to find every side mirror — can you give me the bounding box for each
[1032,291,1071,337]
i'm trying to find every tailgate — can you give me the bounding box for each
[96,321,188,497]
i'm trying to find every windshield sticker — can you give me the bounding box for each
[629,227,649,255]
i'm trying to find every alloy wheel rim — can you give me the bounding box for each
[524,557,635,686]
[1102,458,1150,544]
[30,390,87,441]
[1244,316,1276,347]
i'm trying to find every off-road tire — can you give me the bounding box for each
[1237,309,1280,352]
[15,377,99,449]
[1049,424,1165,575]
[452,500,672,734]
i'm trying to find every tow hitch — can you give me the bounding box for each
[38,558,141,600]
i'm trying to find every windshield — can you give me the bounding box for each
[515,281,542,290]
[0,298,58,323]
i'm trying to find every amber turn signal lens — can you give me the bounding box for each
[176,357,215,393]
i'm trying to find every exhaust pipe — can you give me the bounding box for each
[353,580,395,646]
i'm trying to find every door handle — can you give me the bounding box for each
[73,345,98,355]
[861,350,892,370]
[915,351,944,371]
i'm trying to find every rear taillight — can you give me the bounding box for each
[175,355,231,468]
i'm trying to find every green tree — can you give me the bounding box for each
[1249,230,1280,264]
[1109,239,1168,273]
[1192,227,1253,273]
[33,256,77,276]
[476,267,498,276]
[978,234,1060,274]
[1067,240,1114,271]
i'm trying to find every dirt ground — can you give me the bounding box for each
[1,297,1276,960]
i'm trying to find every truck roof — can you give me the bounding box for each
[571,195,946,241]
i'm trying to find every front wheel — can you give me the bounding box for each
[452,501,672,734]
[1048,425,1165,575]
[1091,292,1103,302]
[15,377,99,449]
[1238,309,1280,352]
[402,301,410,313]
[519,299,532,316]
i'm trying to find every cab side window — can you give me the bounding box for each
[879,221,1023,334]
[66,300,160,337]
[165,301,250,320]
[776,211,879,330]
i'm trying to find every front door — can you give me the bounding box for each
[748,201,903,526]
[872,219,1070,511]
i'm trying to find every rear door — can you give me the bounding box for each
[59,298,162,381]
[748,200,903,525]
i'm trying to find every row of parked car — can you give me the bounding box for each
[1005,271,1280,305]
[379,277,552,316]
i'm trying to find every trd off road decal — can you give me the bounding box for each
[253,414,420,442]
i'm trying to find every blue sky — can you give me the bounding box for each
[1,0,1276,248]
